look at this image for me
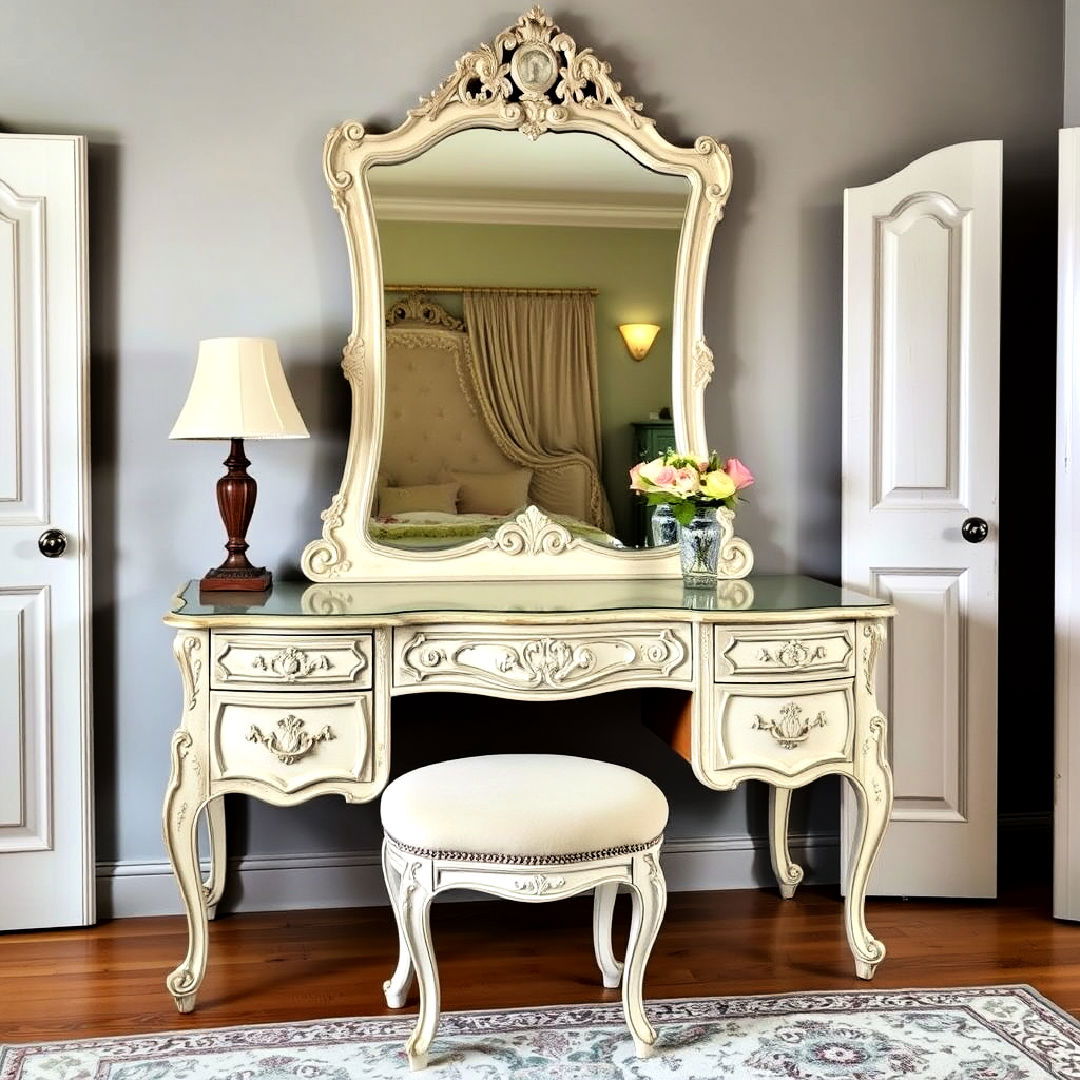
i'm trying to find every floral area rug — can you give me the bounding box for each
[3,985,1079,1079]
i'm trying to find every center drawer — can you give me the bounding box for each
[211,632,372,691]
[393,622,693,695]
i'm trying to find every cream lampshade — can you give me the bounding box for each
[618,323,661,362]
[169,337,309,440]
[170,337,308,593]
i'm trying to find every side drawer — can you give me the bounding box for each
[713,623,854,682]
[211,632,372,691]
[393,622,693,695]
[209,691,373,794]
[707,680,854,778]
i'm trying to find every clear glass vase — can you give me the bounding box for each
[678,504,721,589]
[649,502,679,547]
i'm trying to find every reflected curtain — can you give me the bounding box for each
[462,290,613,531]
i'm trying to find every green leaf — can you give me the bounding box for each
[673,502,697,526]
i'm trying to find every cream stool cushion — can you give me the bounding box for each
[380,753,669,861]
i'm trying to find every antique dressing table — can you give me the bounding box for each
[161,7,895,1013]
[162,576,894,1012]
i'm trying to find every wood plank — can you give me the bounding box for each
[1,887,1076,1040]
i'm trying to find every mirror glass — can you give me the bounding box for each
[367,128,688,552]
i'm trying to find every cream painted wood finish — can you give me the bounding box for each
[842,142,1001,899]
[301,6,752,584]
[381,838,666,1070]
[0,135,93,931]
[161,585,894,1012]
[1057,129,1080,921]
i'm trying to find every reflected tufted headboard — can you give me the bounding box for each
[379,325,511,489]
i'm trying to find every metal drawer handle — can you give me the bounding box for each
[248,714,334,765]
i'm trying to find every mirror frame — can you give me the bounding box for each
[302,5,753,582]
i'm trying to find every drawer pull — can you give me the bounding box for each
[757,640,827,668]
[250,647,332,681]
[248,714,335,764]
[754,702,827,749]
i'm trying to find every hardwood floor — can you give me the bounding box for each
[3,886,1080,1041]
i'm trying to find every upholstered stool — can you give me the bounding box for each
[379,753,669,1070]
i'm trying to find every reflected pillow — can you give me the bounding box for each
[449,468,533,516]
[379,482,460,516]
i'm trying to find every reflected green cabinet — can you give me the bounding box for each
[631,420,676,547]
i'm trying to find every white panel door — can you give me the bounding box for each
[842,141,1001,898]
[1056,130,1080,920]
[0,135,93,929]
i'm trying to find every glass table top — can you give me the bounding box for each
[167,575,890,621]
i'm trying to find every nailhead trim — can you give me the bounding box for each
[384,832,664,866]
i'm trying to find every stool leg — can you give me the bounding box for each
[623,853,666,1058]
[592,883,623,988]
[382,841,415,1009]
[399,860,440,1071]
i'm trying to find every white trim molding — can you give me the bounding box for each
[97,831,841,920]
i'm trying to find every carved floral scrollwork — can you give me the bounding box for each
[513,873,566,895]
[174,635,203,711]
[754,702,828,749]
[341,335,365,382]
[490,505,575,556]
[400,627,688,689]
[248,714,335,765]
[692,338,715,390]
[409,5,645,141]
[758,640,828,669]
[862,621,886,695]
[250,646,333,682]
[386,291,465,331]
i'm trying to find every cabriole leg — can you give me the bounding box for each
[769,785,803,900]
[623,852,666,1058]
[201,795,227,921]
[162,730,209,1013]
[592,882,623,988]
[399,860,439,1071]
[843,716,892,979]
[382,840,415,1009]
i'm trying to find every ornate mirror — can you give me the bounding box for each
[302,5,752,583]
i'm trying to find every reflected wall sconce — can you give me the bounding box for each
[618,323,661,362]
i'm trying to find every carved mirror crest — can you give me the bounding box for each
[302,5,752,582]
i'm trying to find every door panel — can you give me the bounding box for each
[0,135,93,929]
[843,141,1001,898]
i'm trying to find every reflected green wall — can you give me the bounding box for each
[379,219,680,542]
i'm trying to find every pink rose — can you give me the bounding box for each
[628,461,647,492]
[725,457,754,490]
[654,465,678,488]
[673,466,699,495]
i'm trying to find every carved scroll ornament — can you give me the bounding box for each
[754,702,827,749]
[248,714,335,765]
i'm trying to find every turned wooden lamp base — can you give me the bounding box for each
[200,437,273,593]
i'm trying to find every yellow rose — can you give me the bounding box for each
[701,468,736,500]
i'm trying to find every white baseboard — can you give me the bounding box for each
[96,831,840,920]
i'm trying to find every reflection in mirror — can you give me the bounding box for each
[366,128,689,552]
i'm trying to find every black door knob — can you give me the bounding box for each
[38,528,67,558]
[961,517,989,544]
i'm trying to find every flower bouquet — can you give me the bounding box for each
[629,451,754,587]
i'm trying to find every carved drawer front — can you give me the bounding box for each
[211,633,372,691]
[713,623,854,682]
[709,681,854,777]
[393,622,692,695]
[209,691,372,794]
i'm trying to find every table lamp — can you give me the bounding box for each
[170,337,309,592]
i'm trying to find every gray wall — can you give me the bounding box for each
[0,0,1063,880]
